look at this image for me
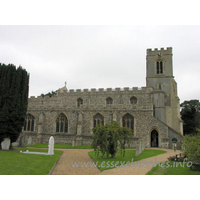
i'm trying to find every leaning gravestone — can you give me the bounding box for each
[27,137,32,146]
[138,142,142,155]
[1,138,11,150]
[48,136,54,155]
[142,141,145,151]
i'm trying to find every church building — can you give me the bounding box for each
[21,47,183,149]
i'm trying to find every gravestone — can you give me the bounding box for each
[72,140,75,147]
[1,138,11,150]
[48,136,54,155]
[76,136,82,146]
[138,142,142,154]
[142,141,145,151]
[135,142,144,157]
[32,140,36,146]
[27,137,32,146]
[18,136,26,147]
[135,147,139,157]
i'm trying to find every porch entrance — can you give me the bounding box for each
[151,130,158,147]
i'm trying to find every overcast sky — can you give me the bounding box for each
[1,25,200,103]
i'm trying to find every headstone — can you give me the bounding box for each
[32,140,36,146]
[142,141,145,151]
[72,140,75,147]
[76,137,82,146]
[48,136,54,155]
[1,138,11,150]
[135,147,139,157]
[18,136,26,147]
[12,142,19,147]
[28,137,32,146]
[138,142,142,154]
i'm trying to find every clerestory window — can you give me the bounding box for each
[130,96,137,104]
[106,97,113,105]
[77,98,83,107]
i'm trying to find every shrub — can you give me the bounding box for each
[183,133,200,162]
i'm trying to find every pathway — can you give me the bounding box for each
[51,148,181,175]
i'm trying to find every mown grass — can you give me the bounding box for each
[0,148,63,175]
[88,149,166,171]
[146,161,200,175]
[25,143,136,149]
[25,143,93,149]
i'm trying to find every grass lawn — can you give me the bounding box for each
[146,161,200,175]
[25,143,136,149]
[25,143,93,149]
[88,149,166,171]
[0,148,63,175]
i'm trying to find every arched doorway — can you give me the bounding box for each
[151,129,158,147]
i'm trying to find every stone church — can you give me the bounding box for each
[20,47,183,149]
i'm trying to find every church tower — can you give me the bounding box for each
[146,47,183,135]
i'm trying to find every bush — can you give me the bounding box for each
[183,133,200,162]
[92,121,133,158]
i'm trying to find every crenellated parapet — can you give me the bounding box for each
[29,87,153,100]
[147,47,172,55]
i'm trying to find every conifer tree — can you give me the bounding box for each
[0,63,29,146]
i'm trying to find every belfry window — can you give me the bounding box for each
[130,96,137,104]
[24,114,35,131]
[106,97,113,105]
[122,113,134,132]
[156,61,163,74]
[77,98,83,107]
[56,113,68,133]
[93,113,104,128]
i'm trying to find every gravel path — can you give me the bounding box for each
[51,148,181,175]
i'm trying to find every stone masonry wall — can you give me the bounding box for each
[21,86,170,148]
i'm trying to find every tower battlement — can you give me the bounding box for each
[147,47,172,55]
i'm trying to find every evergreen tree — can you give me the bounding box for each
[0,63,29,146]
[180,100,200,135]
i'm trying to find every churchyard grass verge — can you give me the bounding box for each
[25,143,136,149]
[88,149,166,171]
[25,143,93,149]
[146,161,200,175]
[0,148,63,175]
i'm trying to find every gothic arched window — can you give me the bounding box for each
[156,61,163,74]
[130,96,137,104]
[122,113,134,132]
[106,97,113,105]
[77,98,83,107]
[93,113,104,128]
[56,113,68,133]
[24,114,35,131]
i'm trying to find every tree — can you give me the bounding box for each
[40,90,57,98]
[92,121,133,158]
[0,63,29,147]
[180,100,200,135]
